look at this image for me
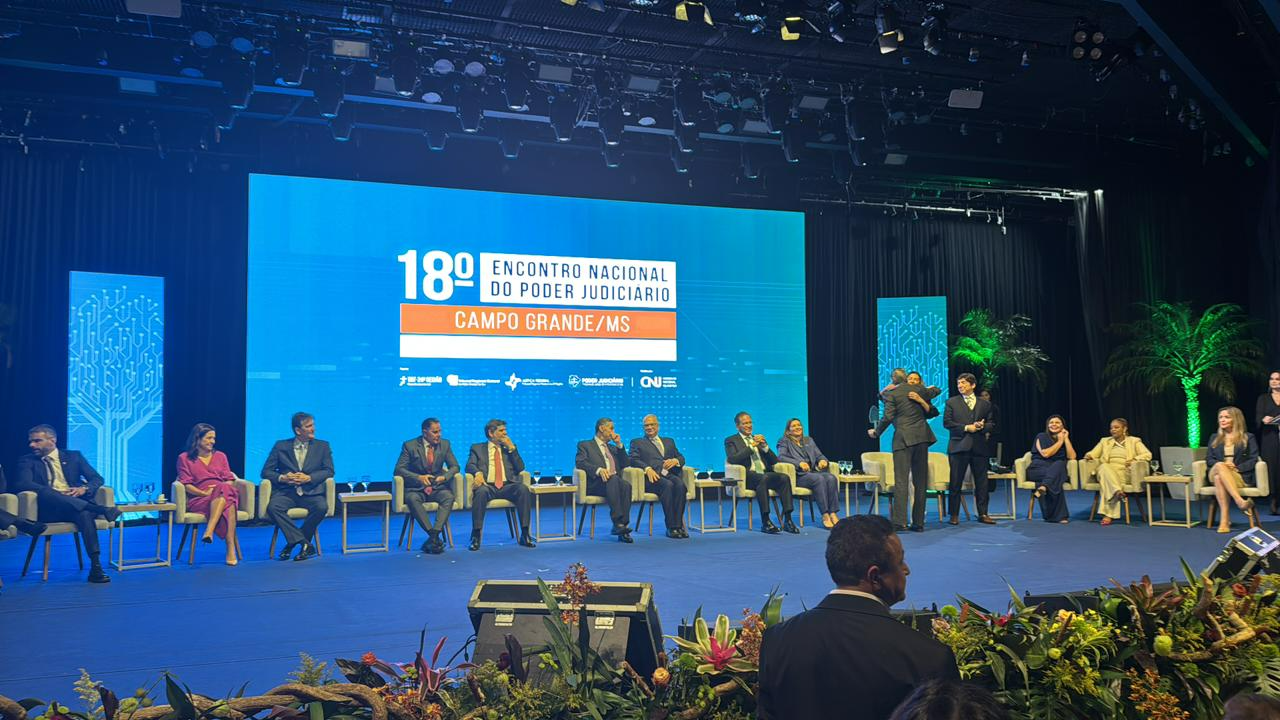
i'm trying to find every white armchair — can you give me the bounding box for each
[19,486,115,581]
[772,463,816,527]
[463,472,526,539]
[0,493,18,589]
[860,451,894,516]
[629,465,696,535]
[393,473,463,549]
[1192,459,1269,529]
[173,476,255,564]
[1077,457,1148,524]
[1014,453,1080,520]
[725,462,785,530]
[257,476,335,557]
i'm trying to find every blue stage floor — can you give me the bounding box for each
[0,491,1267,704]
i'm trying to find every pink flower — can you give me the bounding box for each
[995,615,1009,628]
[705,636,739,671]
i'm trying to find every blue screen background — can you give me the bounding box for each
[246,174,807,481]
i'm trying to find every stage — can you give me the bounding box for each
[0,495,1264,703]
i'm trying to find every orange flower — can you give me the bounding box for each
[652,667,671,689]
[361,652,379,665]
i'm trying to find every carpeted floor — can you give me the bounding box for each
[0,489,1267,704]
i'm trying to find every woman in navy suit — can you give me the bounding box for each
[777,418,840,528]
[1206,405,1260,533]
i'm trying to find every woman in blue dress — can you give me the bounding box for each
[1028,415,1076,523]
[776,418,840,528]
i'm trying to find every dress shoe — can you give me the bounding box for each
[293,543,318,561]
[277,543,297,561]
[429,539,446,554]
[419,540,432,553]
[18,519,47,537]
[979,515,996,525]
[893,524,909,532]
[948,516,959,526]
[782,516,800,534]
[87,565,111,583]
[518,530,537,548]
[760,518,781,534]
[909,524,924,533]
[619,532,634,544]
[102,506,122,523]
[666,528,681,539]
[610,524,626,536]
[678,528,690,538]
[468,532,482,551]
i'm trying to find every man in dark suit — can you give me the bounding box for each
[757,515,959,720]
[14,424,121,583]
[725,412,798,534]
[576,417,634,543]
[943,373,997,525]
[0,464,48,537]
[628,414,689,538]
[465,418,535,551]
[394,417,460,554]
[260,412,334,562]
[869,375,940,531]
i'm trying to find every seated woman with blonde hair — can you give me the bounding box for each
[1082,418,1152,526]
[1206,406,1260,533]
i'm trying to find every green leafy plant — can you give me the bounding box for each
[1103,301,1264,446]
[290,653,334,687]
[949,309,1050,390]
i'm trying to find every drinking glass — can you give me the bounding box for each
[1172,461,1184,475]
[346,477,357,494]
[144,483,154,502]
[1150,460,1161,475]
[360,475,371,493]
[533,471,542,484]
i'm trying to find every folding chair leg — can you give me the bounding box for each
[268,527,280,558]
[1089,493,1099,522]
[73,534,83,569]
[589,506,597,537]
[43,537,52,581]
[1122,498,1130,525]
[22,536,38,577]
[937,495,944,522]
[398,515,411,548]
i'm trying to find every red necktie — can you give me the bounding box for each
[493,448,505,489]
[427,444,436,469]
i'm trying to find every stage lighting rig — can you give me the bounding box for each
[1071,19,1104,61]
[272,24,309,87]
[762,80,793,134]
[827,1,855,44]
[312,63,345,118]
[502,57,533,111]
[674,122,699,153]
[456,82,485,133]
[329,104,355,141]
[598,102,624,146]
[675,0,713,26]
[549,90,578,142]
[498,125,522,159]
[780,124,801,163]
[218,54,255,110]
[670,139,691,173]
[735,0,765,23]
[740,144,760,179]
[602,144,624,168]
[920,3,946,56]
[388,40,419,97]
[673,70,703,127]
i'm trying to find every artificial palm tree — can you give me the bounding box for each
[949,309,1050,390]
[1103,301,1264,447]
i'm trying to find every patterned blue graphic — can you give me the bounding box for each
[876,296,947,453]
[68,272,165,504]
[247,174,807,476]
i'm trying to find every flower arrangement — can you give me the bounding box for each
[5,563,1277,720]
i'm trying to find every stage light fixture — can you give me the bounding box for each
[220,56,255,110]
[675,0,713,25]
[844,100,865,141]
[629,0,659,7]
[420,78,446,104]
[190,21,217,50]
[389,42,420,97]
[1021,50,1030,68]
[921,3,946,55]
[423,116,448,151]
[827,0,854,43]
[594,67,619,103]
[538,63,575,84]
[549,90,578,142]
[740,144,760,179]
[780,125,801,163]
[670,139,690,173]
[312,63,346,118]
[875,2,904,54]
[714,107,741,133]
[456,83,485,133]
[463,51,488,78]
[737,84,760,111]
[831,149,853,185]
[635,99,661,127]
[598,102,624,145]
[230,33,255,55]
[499,127,522,159]
[627,74,662,93]
[675,122,698,153]
[329,104,355,141]
[708,77,734,105]
[602,144,624,168]
[817,112,842,142]
[433,57,457,75]
[741,118,771,134]
[968,47,978,63]
[673,70,703,127]
[503,58,532,110]
[272,25,309,87]
[331,38,371,59]
[797,94,828,111]
[213,103,237,131]
[735,0,766,22]
[762,81,792,134]
[1071,19,1105,61]
[781,15,804,41]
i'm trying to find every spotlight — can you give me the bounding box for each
[499,127,522,159]
[456,82,485,133]
[921,3,946,55]
[762,80,792,134]
[329,104,355,141]
[707,77,734,105]
[828,1,854,43]
[737,84,760,111]
[432,57,457,75]
[598,102,624,146]
[844,100,864,141]
[629,0,659,6]
[230,33,255,55]
[670,139,691,173]
[817,112,843,142]
[736,0,766,23]
[875,2,904,54]
[190,20,217,50]
[549,90,578,142]
[602,144,624,168]
[331,38,371,59]
[635,99,662,127]
[741,144,760,179]
[675,0,712,25]
[675,122,699,153]
[420,78,446,104]
[423,115,449,151]
[714,107,741,133]
[503,57,533,110]
[272,25,308,87]
[462,51,488,78]
[220,56,255,110]
[312,63,345,118]
[780,124,801,163]
[212,104,237,131]
[1071,19,1104,61]
[389,41,419,97]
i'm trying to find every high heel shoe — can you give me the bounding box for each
[201,534,213,544]
[1033,486,1046,499]
[1216,525,1232,534]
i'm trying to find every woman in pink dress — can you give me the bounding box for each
[176,423,242,565]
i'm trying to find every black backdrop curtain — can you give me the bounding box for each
[0,149,247,474]
[0,141,1267,480]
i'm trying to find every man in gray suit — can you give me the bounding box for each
[869,372,940,532]
[394,417,460,554]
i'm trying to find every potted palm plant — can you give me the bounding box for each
[949,309,1050,391]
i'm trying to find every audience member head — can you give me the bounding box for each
[421,418,441,443]
[979,389,992,403]
[907,371,924,385]
[1107,418,1128,440]
[1267,371,1280,392]
[888,680,1009,720]
[826,515,908,606]
[734,411,753,435]
[783,418,804,443]
[1223,693,1280,720]
[1044,415,1066,437]
[27,424,58,456]
[292,412,315,441]
[642,414,660,438]
[1214,406,1247,447]
[484,419,507,442]
[185,423,217,460]
[956,373,977,395]
[890,368,908,385]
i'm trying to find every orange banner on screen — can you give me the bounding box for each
[400,304,677,340]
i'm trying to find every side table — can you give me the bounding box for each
[987,473,1018,520]
[838,474,879,515]
[1144,475,1196,528]
[692,479,737,533]
[108,502,176,571]
[530,483,576,542]
[339,491,392,553]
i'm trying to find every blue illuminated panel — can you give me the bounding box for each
[876,296,947,454]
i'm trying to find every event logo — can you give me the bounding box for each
[568,375,582,387]
[640,375,678,389]
[506,373,522,391]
